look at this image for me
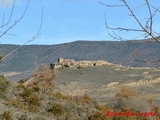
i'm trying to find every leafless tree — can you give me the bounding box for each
[98,0,160,64]
[0,0,43,62]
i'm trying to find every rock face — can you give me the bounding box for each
[50,58,113,69]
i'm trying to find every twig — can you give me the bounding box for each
[0,0,15,28]
[98,1,125,7]
[0,6,43,62]
[135,59,160,64]
[122,0,160,42]
[145,0,152,34]
[132,3,147,12]
[0,0,30,38]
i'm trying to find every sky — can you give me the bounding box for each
[0,0,159,45]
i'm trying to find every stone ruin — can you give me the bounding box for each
[50,58,113,69]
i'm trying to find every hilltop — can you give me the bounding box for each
[0,39,160,73]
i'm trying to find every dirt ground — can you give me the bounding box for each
[55,65,160,106]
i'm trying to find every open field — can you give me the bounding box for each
[55,65,160,106]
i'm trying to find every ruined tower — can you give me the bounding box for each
[58,58,64,64]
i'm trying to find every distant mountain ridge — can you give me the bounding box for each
[0,40,160,72]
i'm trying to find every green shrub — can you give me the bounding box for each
[21,88,41,112]
[48,103,64,116]
[21,88,32,98]
[54,91,63,99]
[0,75,11,98]
[2,110,13,120]
[18,79,28,84]
[28,105,39,113]
[6,97,26,110]
[25,94,41,107]
[17,83,25,89]
[0,54,3,61]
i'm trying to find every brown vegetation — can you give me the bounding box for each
[107,86,160,120]
[116,86,137,98]
[27,64,58,93]
[0,64,160,119]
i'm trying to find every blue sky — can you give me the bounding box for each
[0,0,159,45]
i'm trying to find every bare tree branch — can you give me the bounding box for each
[107,26,144,32]
[100,0,160,64]
[0,0,30,38]
[149,3,160,12]
[135,59,160,64]
[100,0,160,42]
[1,13,5,27]
[98,1,125,7]
[122,0,160,42]
[0,31,16,36]
[104,13,147,41]
[0,6,43,62]
[0,0,15,28]
[104,15,119,40]
[132,3,147,12]
[145,0,152,34]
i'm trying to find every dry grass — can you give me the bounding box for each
[47,103,64,116]
[63,94,93,105]
[32,64,58,81]
[51,92,94,106]
[25,64,58,93]
[6,97,26,110]
[107,82,119,88]
[107,86,160,119]
[1,64,160,119]
[116,86,137,98]
[6,86,41,113]
[148,100,160,119]
[110,87,143,111]
[127,77,160,87]
[89,111,109,120]
[95,104,110,115]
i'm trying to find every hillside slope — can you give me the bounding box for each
[0,40,160,72]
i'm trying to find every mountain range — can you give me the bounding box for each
[0,39,160,72]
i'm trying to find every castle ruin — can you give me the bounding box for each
[50,58,113,69]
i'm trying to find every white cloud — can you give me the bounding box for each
[0,0,20,7]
